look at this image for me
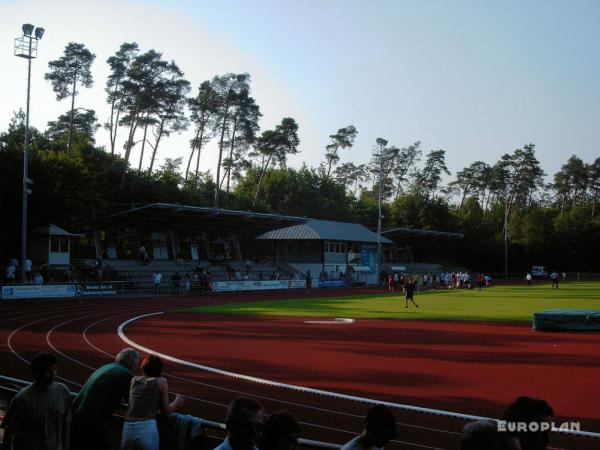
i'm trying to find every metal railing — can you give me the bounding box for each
[0,374,341,450]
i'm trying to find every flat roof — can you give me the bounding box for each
[381,227,464,240]
[86,203,308,237]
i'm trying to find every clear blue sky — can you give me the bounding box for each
[2,0,599,178]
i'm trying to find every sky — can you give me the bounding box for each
[1,0,600,181]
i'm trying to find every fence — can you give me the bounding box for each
[0,374,341,450]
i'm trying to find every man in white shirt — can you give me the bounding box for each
[341,404,399,450]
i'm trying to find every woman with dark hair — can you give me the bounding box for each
[259,411,301,450]
[121,354,184,450]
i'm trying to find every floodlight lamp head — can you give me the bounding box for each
[34,27,45,39]
[22,23,34,36]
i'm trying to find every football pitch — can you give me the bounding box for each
[181,281,600,322]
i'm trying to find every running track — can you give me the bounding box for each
[1,291,599,450]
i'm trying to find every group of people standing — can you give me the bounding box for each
[0,349,403,450]
[3,257,43,284]
[0,349,557,450]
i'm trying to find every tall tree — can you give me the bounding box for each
[391,142,421,199]
[323,125,358,178]
[146,66,190,172]
[186,81,218,183]
[500,143,544,215]
[588,157,600,218]
[45,42,96,153]
[222,89,261,199]
[211,73,251,208]
[412,149,450,199]
[120,50,171,165]
[250,117,300,208]
[104,42,139,155]
[46,109,99,143]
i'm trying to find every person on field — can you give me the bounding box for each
[258,411,300,450]
[70,348,141,450]
[121,354,184,450]
[1,352,72,450]
[477,273,485,291]
[405,279,419,309]
[341,404,399,450]
[305,271,312,295]
[215,397,264,450]
[526,273,532,288]
[502,396,554,450]
[550,271,559,289]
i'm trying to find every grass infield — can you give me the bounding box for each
[178,281,600,322]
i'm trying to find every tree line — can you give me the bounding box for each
[1,40,599,273]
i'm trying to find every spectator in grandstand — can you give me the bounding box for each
[0,352,72,450]
[183,273,191,292]
[341,404,398,450]
[502,396,554,450]
[122,354,184,450]
[526,273,532,288]
[405,279,419,309]
[32,272,44,285]
[258,411,300,450]
[23,258,33,283]
[153,272,163,295]
[461,420,521,450]
[4,262,16,283]
[215,397,265,450]
[305,271,312,295]
[71,348,142,450]
[95,257,103,282]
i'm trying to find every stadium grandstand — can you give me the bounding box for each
[2,203,465,297]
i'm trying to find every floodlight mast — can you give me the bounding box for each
[14,24,44,283]
[375,138,388,284]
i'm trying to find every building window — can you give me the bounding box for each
[50,236,69,253]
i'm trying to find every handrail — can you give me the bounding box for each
[0,374,341,450]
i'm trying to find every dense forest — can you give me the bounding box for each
[1,41,599,273]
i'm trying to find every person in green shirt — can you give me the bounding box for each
[70,348,141,450]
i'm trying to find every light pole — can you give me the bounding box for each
[14,23,44,283]
[375,138,387,283]
[504,198,509,279]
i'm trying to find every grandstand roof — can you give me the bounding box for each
[256,219,393,244]
[87,203,308,237]
[382,227,464,240]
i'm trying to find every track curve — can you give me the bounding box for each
[1,295,598,450]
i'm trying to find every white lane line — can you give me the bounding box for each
[304,318,355,324]
[117,312,490,421]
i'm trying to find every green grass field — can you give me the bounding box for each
[179,281,600,322]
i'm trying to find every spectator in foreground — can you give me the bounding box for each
[215,397,265,450]
[502,396,554,450]
[0,352,72,450]
[461,420,521,450]
[70,348,142,450]
[121,354,184,450]
[259,411,300,450]
[341,404,399,450]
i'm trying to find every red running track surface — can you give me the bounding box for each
[1,293,599,450]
